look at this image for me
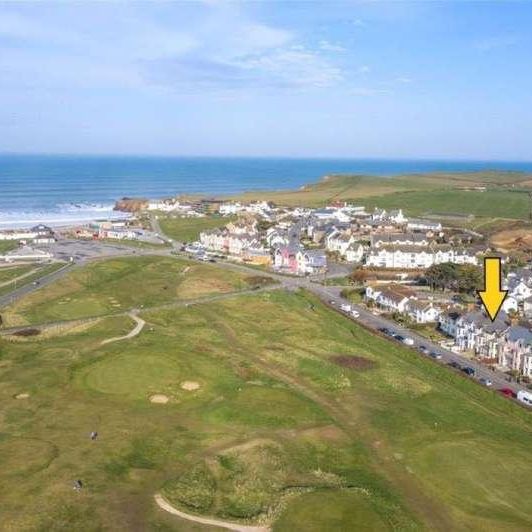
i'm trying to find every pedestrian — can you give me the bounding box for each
[90,431,98,441]
[73,479,83,491]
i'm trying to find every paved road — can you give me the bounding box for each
[0,262,73,308]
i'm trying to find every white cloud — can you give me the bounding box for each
[318,40,347,53]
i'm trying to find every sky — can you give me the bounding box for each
[1,1,532,160]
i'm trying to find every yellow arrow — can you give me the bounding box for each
[478,257,507,321]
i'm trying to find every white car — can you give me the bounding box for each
[402,337,414,346]
[351,310,360,318]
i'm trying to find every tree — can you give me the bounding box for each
[456,264,482,293]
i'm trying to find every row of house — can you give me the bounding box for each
[0,224,56,245]
[439,310,532,377]
[365,285,442,323]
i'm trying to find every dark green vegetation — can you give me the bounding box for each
[424,262,482,293]
[0,256,259,326]
[1,278,532,531]
[159,215,236,243]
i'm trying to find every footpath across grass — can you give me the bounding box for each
[1,286,531,530]
[0,255,255,326]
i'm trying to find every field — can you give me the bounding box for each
[1,283,532,531]
[0,241,19,254]
[0,263,66,298]
[0,256,261,327]
[230,172,532,220]
[159,216,236,243]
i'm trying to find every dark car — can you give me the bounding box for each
[448,361,461,369]
[418,345,428,353]
[498,387,516,398]
[378,327,390,335]
[462,367,475,376]
[429,351,442,360]
[394,335,405,342]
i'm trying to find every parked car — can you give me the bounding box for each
[329,300,336,306]
[402,337,414,346]
[351,310,360,318]
[517,390,532,406]
[462,367,475,376]
[479,377,492,387]
[498,388,516,398]
[378,327,390,335]
[394,335,405,342]
[418,345,428,354]
[429,351,442,360]
[340,303,351,312]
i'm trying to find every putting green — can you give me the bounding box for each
[81,352,184,399]
[411,439,532,527]
[202,385,328,428]
[274,490,389,531]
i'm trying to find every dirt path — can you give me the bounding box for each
[154,494,270,532]
[101,312,145,345]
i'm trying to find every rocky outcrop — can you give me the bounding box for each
[114,198,149,212]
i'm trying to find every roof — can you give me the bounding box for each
[460,310,508,332]
[506,326,532,345]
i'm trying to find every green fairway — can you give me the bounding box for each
[159,215,236,242]
[362,188,530,219]
[1,256,255,326]
[1,288,531,530]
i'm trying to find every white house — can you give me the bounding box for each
[1,245,53,262]
[406,300,442,324]
[388,209,408,224]
[407,219,443,232]
[296,249,327,275]
[219,202,245,215]
[365,245,478,269]
[345,243,366,263]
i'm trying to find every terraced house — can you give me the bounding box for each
[498,326,532,377]
[365,244,478,269]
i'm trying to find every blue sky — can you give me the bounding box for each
[1,1,531,159]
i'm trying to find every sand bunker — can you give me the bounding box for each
[14,393,30,399]
[181,381,200,391]
[150,394,169,404]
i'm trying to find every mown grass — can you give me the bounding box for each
[0,264,36,284]
[362,188,530,219]
[159,215,236,242]
[0,240,19,254]
[0,256,254,326]
[1,287,532,530]
[230,171,532,208]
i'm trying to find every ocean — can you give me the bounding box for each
[1,154,532,228]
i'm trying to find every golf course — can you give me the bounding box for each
[0,256,531,531]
